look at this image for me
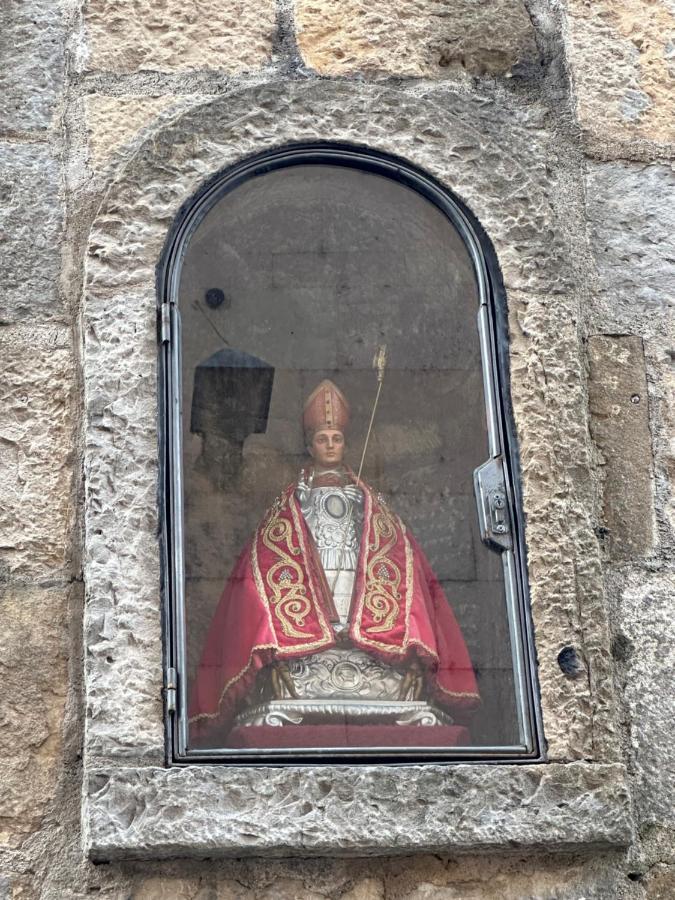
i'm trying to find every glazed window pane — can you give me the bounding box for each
[179,164,520,753]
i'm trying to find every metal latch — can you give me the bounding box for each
[473,456,512,550]
[164,667,178,713]
[159,303,171,343]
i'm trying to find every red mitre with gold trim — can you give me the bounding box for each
[303,379,350,436]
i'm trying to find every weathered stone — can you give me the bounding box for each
[296,0,539,77]
[585,161,675,331]
[563,0,675,152]
[647,867,675,900]
[588,335,655,559]
[131,878,201,900]
[84,96,181,170]
[617,574,675,829]
[82,0,276,74]
[0,325,73,580]
[0,1,66,134]
[659,349,675,543]
[85,762,632,860]
[0,585,69,845]
[385,854,642,900]
[254,880,327,900]
[340,879,384,900]
[508,291,618,761]
[0,143,64,323]
[85,82,571,300]
[83,289,163,763]
[85,858,648,900]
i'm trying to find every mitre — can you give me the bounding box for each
[303,379,350,436]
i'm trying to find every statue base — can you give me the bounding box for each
[234,698,453,728]
[226,722,471,750]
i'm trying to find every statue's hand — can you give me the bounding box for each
[295,479,311,513]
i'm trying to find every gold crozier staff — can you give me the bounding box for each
[330,344,387,596]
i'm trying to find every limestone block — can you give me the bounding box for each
[82,0,275,74]
[647,867,675,900]
[340,879,384,900]
[588,335,655,559]
[563,0,675,150]
[659,345,675,540]
[384,854,640,900]
[296,0,539,77]
[0,326,73,580]
[0,143,65,323]
[85,96,180,170]
[0,1,66,133]
[85,83,571,302]
[0,585,69,845]
[83,290,164,761]
[131,879,201,900]
[508,291,618,761]
[85,762,632,859]
[618,574,675,829]
[585,160,675,329]
[253,881,326,900]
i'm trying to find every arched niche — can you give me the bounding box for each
[159,144,541,761]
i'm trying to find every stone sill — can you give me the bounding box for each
[86,761,632,860]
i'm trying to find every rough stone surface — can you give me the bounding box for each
[0,584,69,846]
[563,0,675,153]
[83,288,164,763]
[86,762,632,860]
[616,574,675,829]
[29,852,649,899]
[0,325,74,580]
[657,340,675,544]
[0,143,65,323]
[588,335,655,560]
[84,96,181,169]
[86,83,573,297]
[646,868,675,900]
[82,0,276,74]
[296,0,539,77]
[585,161,675,333]
[0,0,66,134]
[507,290,618,762]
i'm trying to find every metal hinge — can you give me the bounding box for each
[159,303,171,343]
[164,667,178,714]
[473,456,513,551]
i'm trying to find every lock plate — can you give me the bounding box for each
[473,456,512,551]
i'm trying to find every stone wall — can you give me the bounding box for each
[0,1,673,898]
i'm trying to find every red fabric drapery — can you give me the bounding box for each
[189,478,479,743]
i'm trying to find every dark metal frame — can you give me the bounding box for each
[157,142,545,764]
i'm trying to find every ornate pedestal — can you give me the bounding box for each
[235,647,453,729]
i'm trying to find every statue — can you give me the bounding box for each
[189,375,479,747]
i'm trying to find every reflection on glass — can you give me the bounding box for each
[178,163,520,753]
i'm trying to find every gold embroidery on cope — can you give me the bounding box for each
[363,507,401,634]
[261,505,313,640]
[289,495,333,642]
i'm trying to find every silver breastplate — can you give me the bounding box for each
[299,484,363,571]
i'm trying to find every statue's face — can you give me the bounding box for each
[309,428,345,468]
